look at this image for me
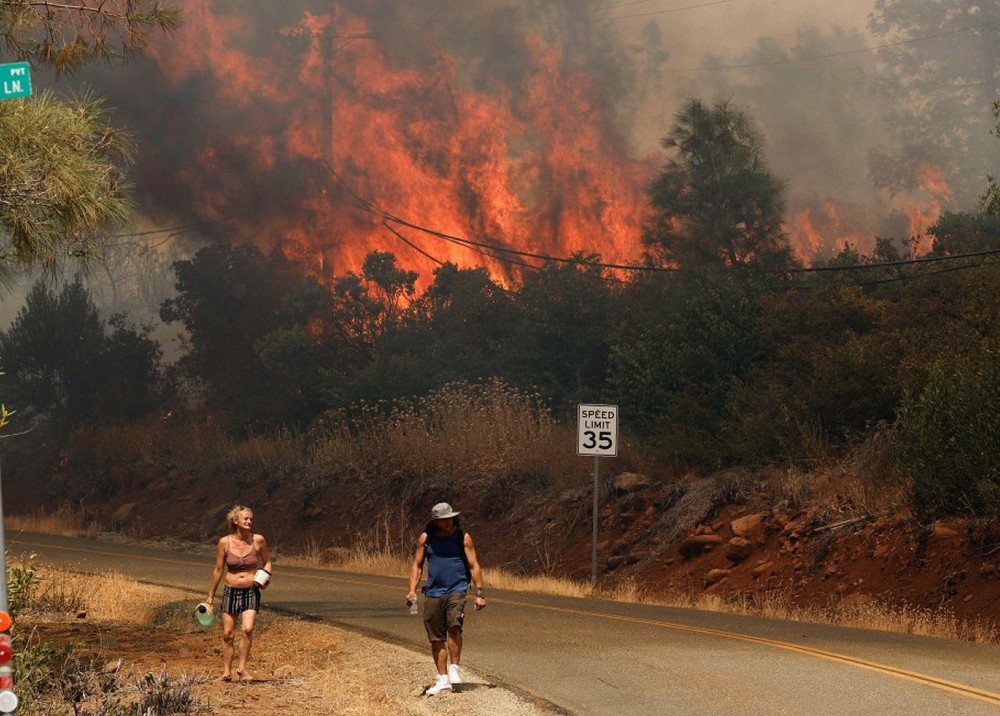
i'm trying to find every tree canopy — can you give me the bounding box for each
[868,0,1000,205]
[0,0,179,281]
[0,278,166,431]
[0,0,180,73]
[0,90,134,282]
[642,97,794,275]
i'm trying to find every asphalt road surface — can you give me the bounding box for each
[9,531,1000,715]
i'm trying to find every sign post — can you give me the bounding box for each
[0,62,31,100]
[577,404,618,583]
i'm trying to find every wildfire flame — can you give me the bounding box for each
[788,202,870,261]
[135,3,953,283]
[145,2,656,286]
[899,162,952,252]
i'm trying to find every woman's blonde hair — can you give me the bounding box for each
[226,505,253,534]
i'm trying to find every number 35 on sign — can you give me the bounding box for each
[577,404,618,457]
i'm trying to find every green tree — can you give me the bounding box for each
[0,278,165,431]
[0,1,179,280]
[868,0,1000,205]
[0,0,180,72]
[361,251,418,327]
[322,252,419,371]
[896,339,1000,518]
[928,211,1000,254]
[252,267,337,425]
[159,243,323,428]
[350,263,512,404]
[1,279,101,428]
[505,257,620,415]
[0,90,134,280]
[979,100,1000,216]
[725,283,904,464]
[643,97,794,275]
[97,312,167,423]
[609,273,765,468]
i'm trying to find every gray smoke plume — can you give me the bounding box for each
[60,0,997,274]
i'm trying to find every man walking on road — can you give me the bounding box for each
[406,502,487,696]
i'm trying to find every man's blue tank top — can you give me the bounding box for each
[424,529,468,598]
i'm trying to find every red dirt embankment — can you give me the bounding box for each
[7,441,999,635]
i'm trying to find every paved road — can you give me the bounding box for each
[9,531,1000,715]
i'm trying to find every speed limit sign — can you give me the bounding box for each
[577,404,618,456]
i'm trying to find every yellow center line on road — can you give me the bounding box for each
[17,538,1000,706]
[496,596,1000,707]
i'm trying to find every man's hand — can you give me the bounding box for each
[474,595,486,611]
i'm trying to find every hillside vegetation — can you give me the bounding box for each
[6,100,1000,639]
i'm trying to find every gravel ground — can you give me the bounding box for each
[224,612,563,716]
[21,596,562,716]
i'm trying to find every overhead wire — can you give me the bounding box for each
[642,20,1000,71]
[790,246,1000,273]
[319,160,675,275]
[857,257,1000,287]
[791,255,1000,290]
[320,159,1000,286]
[380,220,446,268]
[605,0,734,15]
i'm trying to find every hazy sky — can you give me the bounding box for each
[607,0,980,252]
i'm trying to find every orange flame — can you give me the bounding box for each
[147,3,656,287]
[788,202,870,260]
[899,161,951,252]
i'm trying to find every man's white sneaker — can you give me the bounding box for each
[448,664,462,684]
[425,674,452,696]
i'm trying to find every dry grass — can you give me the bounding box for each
[830,599,1000,642]
[14,408,991,648]
[690,589,1000,643]
[33,568,165,623]
[17,567,553,716]
[4,504,97,538]
[292,543,1000,644]
[764,426,908,522]
[70,419,307,476]
[308,379,579,486]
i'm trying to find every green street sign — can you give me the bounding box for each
[0,62,31,100]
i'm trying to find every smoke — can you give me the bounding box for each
[59,0,993,282]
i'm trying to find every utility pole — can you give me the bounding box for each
[277,3,375,277]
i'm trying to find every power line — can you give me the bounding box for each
[321,160,1000,284]
[858,257,1000,287]
[790,254,1000,290]
[790,246,1000,273]
[320,161,675,274]
[380,220,446,268]
[630,19,1000,72]
[606,0,734,15]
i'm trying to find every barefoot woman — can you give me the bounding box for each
[207,505,273,681]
